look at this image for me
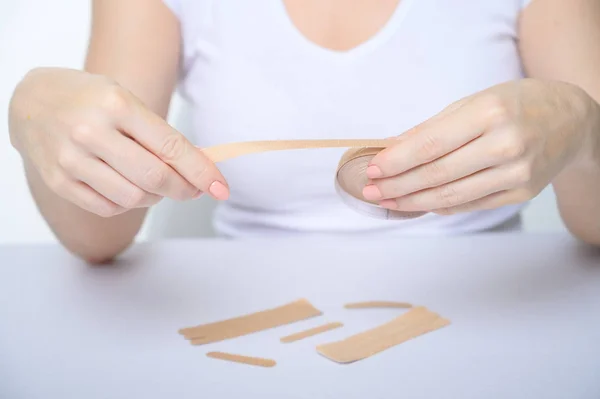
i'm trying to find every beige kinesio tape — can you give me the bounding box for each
[317,306,450,363]
[201,139,427,220]
[344,301,413,309]
[280,322,344,343]
[207,352,276,368]
[179,299,322,345]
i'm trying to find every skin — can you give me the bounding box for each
[283,0,401,51]
[7,0,600,265]
[365,0,600,246]
[8,0,229,263]
[520,0,600,246]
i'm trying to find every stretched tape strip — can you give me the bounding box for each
[200,139,427,220]
[206,352,276,368]
[178,299,322,344]
[316,306,450,363]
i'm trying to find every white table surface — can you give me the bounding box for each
[1,232,599,399]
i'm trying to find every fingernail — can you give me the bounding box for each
[379,199,397,210]
[193,190,204,199]
[366,165,382,179]
[389,198,419,211]
[209,181,229,200]
[362,184,382,200]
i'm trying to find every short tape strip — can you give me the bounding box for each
[344,301,413,309]
[206,352,276,368]
[280,322,344,343]
[179,299,323,344]
[200,139,427,220]
[316,306,450,363]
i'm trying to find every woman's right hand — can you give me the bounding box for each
[8,67,229,218]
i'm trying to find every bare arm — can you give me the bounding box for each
[11,0,182,263]
[519,0,600,245]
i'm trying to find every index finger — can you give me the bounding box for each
[368,96,490,179]
[116,99,230,200]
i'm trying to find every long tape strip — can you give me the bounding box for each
[316,306,450,363]
[200,139,427,220]
[201,139,389,163]
[179,299,323,344]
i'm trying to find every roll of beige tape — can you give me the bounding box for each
[201,139,427,220]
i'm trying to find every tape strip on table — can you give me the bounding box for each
[201,139,427,220]
[178,299,323,344]
[316,306,451,364]
[206,352,276,368]
[344,301,413,309]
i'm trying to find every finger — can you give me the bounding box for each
[368,96,495,179]
[378,164,518,212]
[365,131,514,200]
[112,96,229,200]
[386,95,474,142]
[71,124,200,200]
[431,190,526,216]
[68,155,162,209]
[50,172,127,218]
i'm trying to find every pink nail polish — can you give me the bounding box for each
[362,185,382,200]
[209,181,229,200]
[193,190,204,199]
[366,165,382,179]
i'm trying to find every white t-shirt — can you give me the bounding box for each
[163,0,533,238]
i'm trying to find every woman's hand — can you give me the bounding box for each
[9,67,229,218]
[363,79,599,215]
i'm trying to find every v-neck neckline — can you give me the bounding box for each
[272,0,416,62]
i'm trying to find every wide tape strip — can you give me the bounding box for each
[178,299,323,344]
[316,306,450,363]
[200,139,427,220]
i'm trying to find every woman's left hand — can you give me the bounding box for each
[364,79,599,215]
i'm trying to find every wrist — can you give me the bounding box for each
[7,80,27,155]
[8,69,42,155]
[589,98,600,167]
[567,85,600,171]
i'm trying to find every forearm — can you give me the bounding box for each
[518,0,600,245]
[552,100,600,246]
[23,157,147,263]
